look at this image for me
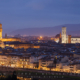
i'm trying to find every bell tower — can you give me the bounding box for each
[0,23,2,39]
[62,27,67,43]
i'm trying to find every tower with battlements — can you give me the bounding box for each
[0,23,2,39]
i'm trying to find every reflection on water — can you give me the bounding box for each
[17,77,51,80]
[17,77,31,80]
[17,77,42,80]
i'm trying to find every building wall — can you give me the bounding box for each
[63,65,70,71]
[71,38,80,43]
[5,43,40,49]
[14,44,40,49]
[0,55,8,66]
[73,54,80,58]
[61,27,80,44]
[66,35,68,43]
[68,35,71,43]
[59,33,61,43]
[56,63,62,69]
[63,65,77,72]
[17,57,30,68]
[30,56,38,63]
[0,38,21,42]
[61,56,69,63]
[33,46,40,48]
[39,60,53,70]
[0,55,31,68]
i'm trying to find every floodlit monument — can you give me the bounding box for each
[0,23,40,49]
[62,27,67,43]
[0,24,2,39]
[61,27,80,44]
[0,23,21,42]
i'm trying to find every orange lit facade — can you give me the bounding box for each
[59,32,61,43]
[1,38,21,42]
[68,35,71,44]
[0,24,2,39]
[5,43,40,49]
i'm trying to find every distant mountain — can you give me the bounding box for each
[7,24,80,36]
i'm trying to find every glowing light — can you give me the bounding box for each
[56,40,59,43]
[51,38,54,40]
[40,36,42,39]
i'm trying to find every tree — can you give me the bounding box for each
[32,78,39,80]
[12,71,17,80]
[6,75,12,80]
[54,58,57,67]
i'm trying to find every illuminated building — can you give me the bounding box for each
[61,27,80,44]
[62,27,67,43]
[0,23,21,42]
[5,42,40,49]
[0,23,40,49]
[0,23,2,39]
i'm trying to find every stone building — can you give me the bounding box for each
[0,23,21,42]
[61,27,80,44]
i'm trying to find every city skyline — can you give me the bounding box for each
[0,1,80,79]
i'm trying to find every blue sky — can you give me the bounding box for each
[0,0,80,31]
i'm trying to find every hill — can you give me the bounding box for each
[5,24,80,36]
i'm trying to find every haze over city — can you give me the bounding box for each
[0,0,80,35]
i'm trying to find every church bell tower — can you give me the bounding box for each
[62,27,67,43]
[0,23,2,39]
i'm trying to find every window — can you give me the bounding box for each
[70,66,73,68]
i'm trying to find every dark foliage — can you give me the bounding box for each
[32,78,39,80]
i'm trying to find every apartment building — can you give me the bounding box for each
[39,58,54,70]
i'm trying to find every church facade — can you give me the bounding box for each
[61,27,80,44]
